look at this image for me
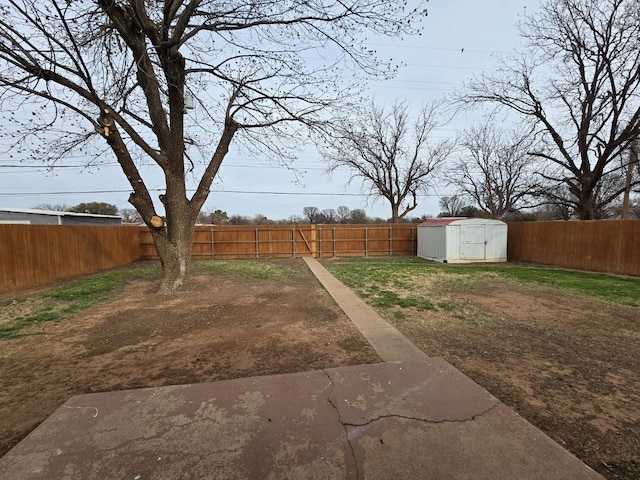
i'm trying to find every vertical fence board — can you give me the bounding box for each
[507,220,640,276]
[0,225,141,295]
[4,220,637,295]
[139,224,418,260]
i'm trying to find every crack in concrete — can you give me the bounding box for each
[338,401,502,428]
[322,370,361,480]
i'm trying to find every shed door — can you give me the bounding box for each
[461,225,486,260]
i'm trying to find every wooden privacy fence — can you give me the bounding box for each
[507,219,640,276]
[139,224,418,260]
[3,220,638,295]
[0,225,141,295]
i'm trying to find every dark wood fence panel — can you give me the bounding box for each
[508,220,640,276]
[0,225,141,295]
[139,224,418,260]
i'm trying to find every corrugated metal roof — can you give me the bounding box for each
[0,207,121,219]
[418,217,470,227]
[418,217,507,227]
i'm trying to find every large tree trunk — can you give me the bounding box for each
[575,190,596,220]
[150,210,197,294]
[390,203,400,223]
[153,229,194,293]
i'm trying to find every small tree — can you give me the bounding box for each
[336,206,351,224]
[228,215,251,225]
[33,203,71,212]
[198,209,228,224]
[120,208,144,224]
[302,206,320,224]
[321,209,337,224]
[438,195,469,217]
[69,202,119,216]
[349,209,368,224]
[322,101,453,222]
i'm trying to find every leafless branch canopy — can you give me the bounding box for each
[322,100,453,222]
[457,0,640,219]
[448,123,544,219]
[0,0,427,291]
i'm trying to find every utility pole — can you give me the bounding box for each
[621,137,639,220]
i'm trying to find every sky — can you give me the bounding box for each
[0,0,533,221]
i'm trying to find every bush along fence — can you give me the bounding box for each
[139,224,418,260]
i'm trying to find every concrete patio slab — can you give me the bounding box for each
[0,359,602,479]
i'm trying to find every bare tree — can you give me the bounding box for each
[33,203,71,212]
[252,214,272,225]
[120,208,144,224]
[302,206,320,224]
[458,0,640,220]
[536,184,575,220]
[321,208,336,224]
[438,195,469,217]
[0,1,427,293]
[349,208,368,223]
[287,214,305,224]
[448,124,542,219]
[336,205,351,224]
[612,195,640,219]
[228,215,250,225]
[322,101,452,222]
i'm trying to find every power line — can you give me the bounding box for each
[368,42,509,56]
[0,188,446,197]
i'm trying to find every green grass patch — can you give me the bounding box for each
[199,260,293,280]
[437,302,457,312]
[492,267,640,306]
[0,264,159,340]
[454,313,480,327]
[325,257,640,307]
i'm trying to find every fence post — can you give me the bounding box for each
[318,226,322,258]
[311,224,317,257]
[210,228,214,259]
[412,226,416,255]
[389,225,393,256]
[255,228,259,258]
[365,227,368,257]
[292,227,296,258]
[333,227,336,257]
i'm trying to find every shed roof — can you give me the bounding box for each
[418,217,506,227]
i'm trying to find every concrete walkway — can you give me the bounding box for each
[0,258,605,479]
[303,257,427,362]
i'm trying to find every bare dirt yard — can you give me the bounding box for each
[1,257,638,479]
[333,261,638,480]
[0,259,379,462]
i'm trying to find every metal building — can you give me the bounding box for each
[0,208,122,226]
[417,217,507,263]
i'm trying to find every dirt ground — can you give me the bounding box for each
[1,258,638,479]
[0,259,379,462]
[384,277,639,480]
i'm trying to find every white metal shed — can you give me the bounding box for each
[417,218,507,263]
